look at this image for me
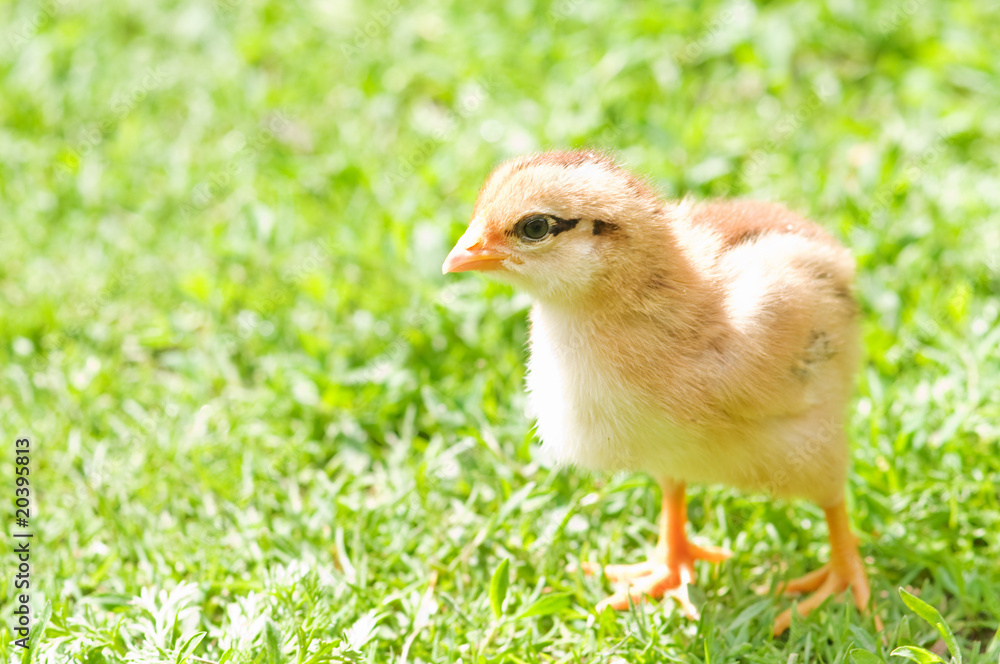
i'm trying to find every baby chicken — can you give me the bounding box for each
[442,150,873,635]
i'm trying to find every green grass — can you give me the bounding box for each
[1,0,999,661]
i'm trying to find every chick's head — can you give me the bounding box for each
[442,151,664,302]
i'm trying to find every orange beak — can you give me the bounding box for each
[442,226,507,274]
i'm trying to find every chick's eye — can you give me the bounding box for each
[518,215,550,241]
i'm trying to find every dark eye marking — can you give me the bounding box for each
[549,216,580,235]
[592,219,620,235]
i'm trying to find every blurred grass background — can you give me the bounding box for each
[1,0,999,661]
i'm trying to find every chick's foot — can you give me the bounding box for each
[772,501,877,636]
[582,538,730,618]
[581,480,730,619]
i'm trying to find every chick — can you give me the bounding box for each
[442,150,873,635]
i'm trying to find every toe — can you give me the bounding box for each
[603,561,657,582]
[847,565,871,610]
[793,573,841,613]
[773,607,793,636]
[780,563,831,594]
[687,542,733,563]
[670,582,700,620]
[596,591,632,612]
[773,572,841,636]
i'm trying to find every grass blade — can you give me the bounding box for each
[19,601,52,664]
[264,619,282,664]
[516,593,571,620]
[898,588,961,664]
[848,648,886,664]
[490,558,510,619]
[890,645,946,664]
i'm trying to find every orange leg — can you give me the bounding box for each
[583,480,730,618]
[773,501,877,635]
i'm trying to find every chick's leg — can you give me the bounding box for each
[773,501,874,635]
[583,480,730,618]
